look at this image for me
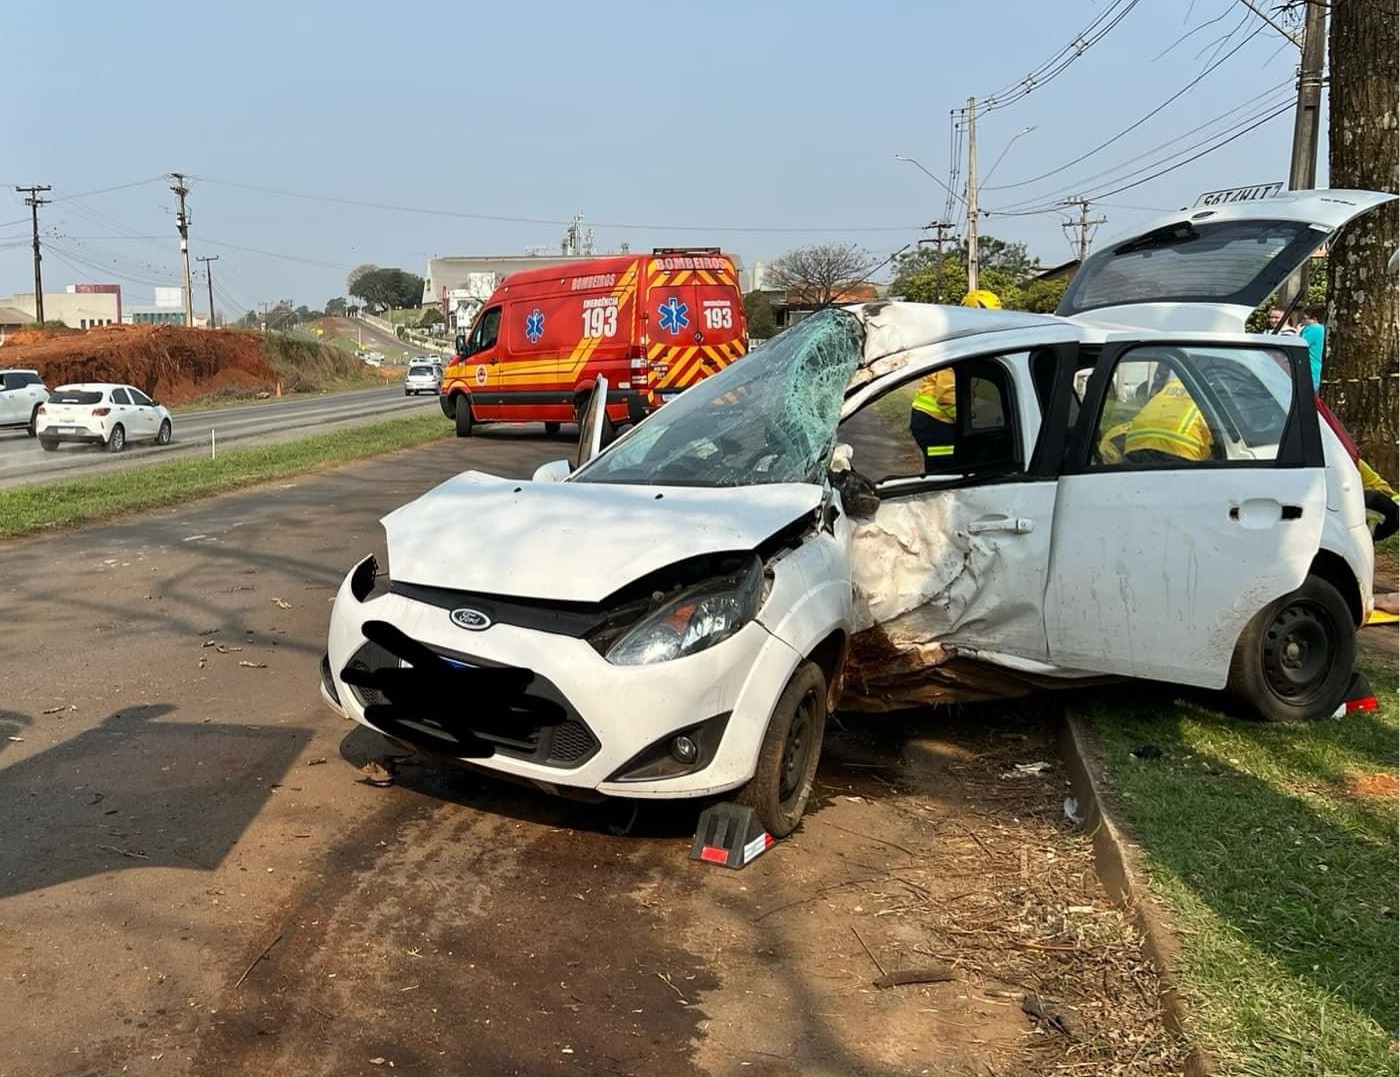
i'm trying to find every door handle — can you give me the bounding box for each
[968,516,1034,535]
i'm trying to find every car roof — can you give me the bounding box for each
[1,368,41,375]
[847,301,1073,355]
[52,383,129,392]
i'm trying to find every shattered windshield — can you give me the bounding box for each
[572,309,864,488]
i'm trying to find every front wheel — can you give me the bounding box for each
[156,419,172,445]
[1227,574,1356,722]
[736,662,828,838]
[454,395,474,438]
[107,424,126,453]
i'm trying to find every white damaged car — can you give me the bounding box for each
[321,189,1392,836]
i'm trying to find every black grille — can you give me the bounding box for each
[343,641,598,769]
[547,720,598,764]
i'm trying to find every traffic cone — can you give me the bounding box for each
[276,381,282,397]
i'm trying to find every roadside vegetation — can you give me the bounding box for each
[0,413,448,539]
[1085,648,1398,1076]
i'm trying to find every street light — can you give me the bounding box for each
[893,154,967,208]
[981,126,1037,187]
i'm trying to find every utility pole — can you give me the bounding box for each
[1284,0,1327,305]
[1059,197,1107,262]
[196,254,219,328]
[916,220,957,302]
[170,173,194,327]
[15,185,51,323]
[965,97,979,295]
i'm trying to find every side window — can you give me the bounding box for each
[0,373,20,391]
[837,356,1023,487]
[1092,346,1293,468]
[128,387,153,406]
[111,388,131,405]
[467,307,501,356]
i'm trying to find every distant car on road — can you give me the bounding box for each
[404,363,442,396]
[36,383,173,453]
[0,368,48,437]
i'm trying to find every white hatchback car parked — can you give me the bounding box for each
[322,189,1392,837]
[36,383,173,452]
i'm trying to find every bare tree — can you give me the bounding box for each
[767,243,875,306]
[1325,0,1399,482]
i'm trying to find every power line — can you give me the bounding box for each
[189,176,919,234]
[988,86,1294,215]
[975,0,1143,113]
[983,31,1281,193]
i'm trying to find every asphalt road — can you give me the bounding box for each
[0,386,440,490]
[0,432,1172,1076]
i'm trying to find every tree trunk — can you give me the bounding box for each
[1324,0,1400,484]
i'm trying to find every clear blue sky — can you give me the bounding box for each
[1,0,1321,316]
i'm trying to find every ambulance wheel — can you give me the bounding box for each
[1227,574,1355,722]
[736,662,827,838]
[544,422,561,436]
[454,396,474,438]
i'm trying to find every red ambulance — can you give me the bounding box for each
[439,248,747,437]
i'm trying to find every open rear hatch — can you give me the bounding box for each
[1057,189,1396,333]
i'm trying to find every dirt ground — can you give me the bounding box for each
[0,435,1181,1076]
[1,324,276,403]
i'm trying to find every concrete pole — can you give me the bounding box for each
[966,97,979,295]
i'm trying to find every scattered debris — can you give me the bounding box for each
[234,932,283,989]
[1130,745,1164,760]
[1001,760,1053,778]
[1022,991,1077,1036]
[42,705,67,715]
[6,736,22,743]
[1063,797,1084,825]
[306,757,328,767]
[97,845,148,860]
[359,760,396,786]
[273,598,292,609]
[238,661,268,669]
[873,965,955,989]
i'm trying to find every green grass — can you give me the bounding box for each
[1086,650,1399,1075]
[0,413,449,539]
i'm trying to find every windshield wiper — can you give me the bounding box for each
[1113,222,1198,256]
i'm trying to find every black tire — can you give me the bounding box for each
[454,394,474,438]
[39,438,58,452]
[405,389,412,396]
[1227,574,1356,722]
[26,405,39,438]
[544,421,561,436]
[156,419,172,446]
[736,662,827,837]
[107,424,126,453]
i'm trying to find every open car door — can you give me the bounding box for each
[1057,189,1396,332]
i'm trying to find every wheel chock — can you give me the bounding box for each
[688,803,773,869]
[1332,670,1377,718]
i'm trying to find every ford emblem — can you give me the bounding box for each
[450,607,492,631]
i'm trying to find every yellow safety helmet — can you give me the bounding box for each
[961,289,1002,309]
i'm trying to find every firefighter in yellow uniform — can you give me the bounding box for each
[1099,366,1213,465]
[909,291,1002,473]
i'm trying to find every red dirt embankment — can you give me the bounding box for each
[0,325,276,405]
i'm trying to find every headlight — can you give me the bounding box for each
[606,558,764,666]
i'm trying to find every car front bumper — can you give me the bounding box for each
[323,558,803,799]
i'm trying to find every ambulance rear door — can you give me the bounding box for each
[644,252,747,403]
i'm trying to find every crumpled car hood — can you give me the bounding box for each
[383,470,824,602]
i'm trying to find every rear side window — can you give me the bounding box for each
[111,388,131,405]
[50,389,103,405]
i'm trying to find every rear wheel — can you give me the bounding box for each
[736,662,827,837]
[107,424,126,453]
[454,395,474,438]
[27,405,39,438]
[156,419,172,445]
[1227,574,1355,722]
[39,438,58,452]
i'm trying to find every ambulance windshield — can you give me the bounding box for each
[571,309,864,488]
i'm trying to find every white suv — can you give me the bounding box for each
[0,369,48,437]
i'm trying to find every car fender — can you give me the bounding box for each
[756,520,853,665]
